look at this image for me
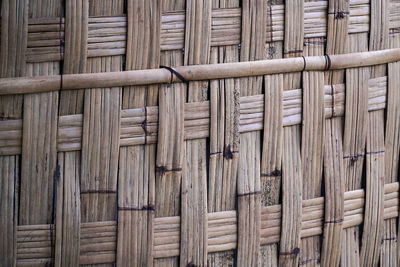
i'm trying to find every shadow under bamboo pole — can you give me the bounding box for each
[0,48,400,95]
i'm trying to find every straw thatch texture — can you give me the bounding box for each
[0,0,400,266]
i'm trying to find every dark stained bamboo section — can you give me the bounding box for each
[1,1,400,266]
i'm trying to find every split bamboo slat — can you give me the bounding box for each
[0,0,400,266]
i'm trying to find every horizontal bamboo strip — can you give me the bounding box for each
[0,75,388,155]
[16,183,397,263]
[0,49,399,95]
[22,0,400,62]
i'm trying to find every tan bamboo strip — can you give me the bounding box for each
[386,32,400,267]
[0,119,22,155]
[260,73,283,267]
[1,48,400,96]
[79,10,124,256]
[79,221,117,265]
[236,1,264,266]
[17,1,400,62]
[153,2,185,267]
[208,1,239,265]
[11,181,400,262]
[260,6,284,263]
[80,57,121,221]
[115,1,161,267]
[383,30,400,267]
[0,156,19,267]
[0,2,27,265]
[149,182,400,258]
[54,2,87,266]
[321,115,345,267]
[369,2,392,267]
[179,1,211,266]
[59,0,88,116]
[280,126,302,266]
[19,63,59,226]
[359,1,388,266]
[208,3,240,214]
[16,224,55,266]
[80,2,124,265]
[299,40,324,267]
[55,152,81,267]
[389,31,400,267]
[283,1,304,59]
[341,33,369,267]
[360,109,385,267]
[321,1,348,265]
[279,0,304,266]
[0,0,27,118]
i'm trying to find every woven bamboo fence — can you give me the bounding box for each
[0,0,400,266]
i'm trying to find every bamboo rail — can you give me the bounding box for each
[1,48,400,95]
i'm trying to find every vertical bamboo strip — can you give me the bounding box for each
[260,73,283,266]
[279,0,304,266]
[20,74,59,224]
[341,33,369,266]
[283,0,304,59]
[388,32,400,267]
[237,1,264,266]
[321,0,348,266]
[361,0,390,266]
[360,108,385,267]
[55,2,87,265]
[88,0,124,17]
[29,0,61,17]
[208,34,240,267]
[20,0,61,257]
[300,40,324,267]
[80,56,121,222]
[154,1,185,266]
[59,0,88,116]
[0,156,19,267]
[261,2,284,263]
[321,114,345,267]
[80,4,123,267]
[55,152,81,267]
[360,1,388,266]
[116,1,161,266]
[0,0,27,118]
[208,0,239,265]
[0,1,27,266]
[180,1,211,265]
[155,82,184,264]
[382,58,400,266]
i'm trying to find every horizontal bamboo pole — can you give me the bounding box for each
[1,48,400,95]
